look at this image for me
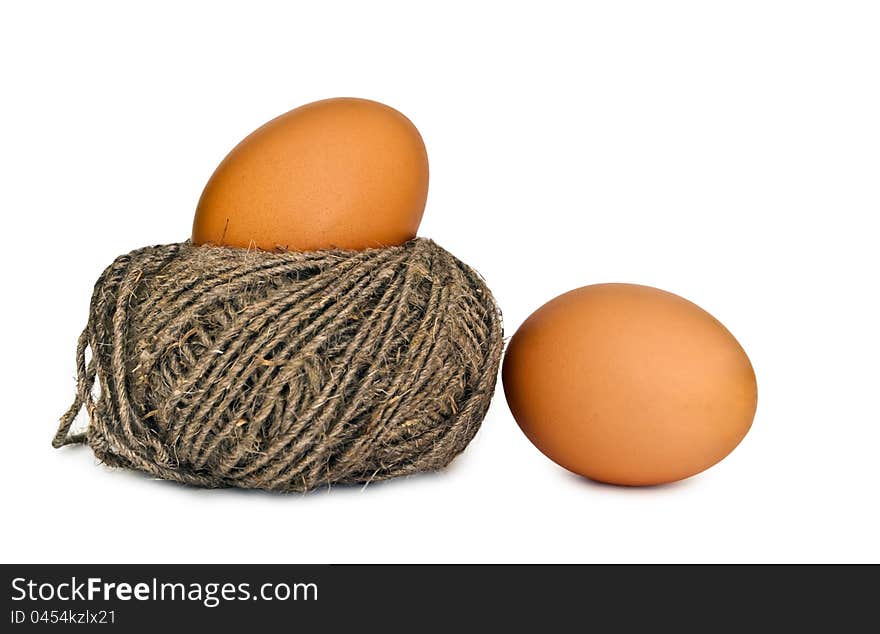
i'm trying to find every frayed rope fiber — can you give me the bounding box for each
[54,238,503,492]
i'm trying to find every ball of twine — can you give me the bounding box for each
[54,238,503,492]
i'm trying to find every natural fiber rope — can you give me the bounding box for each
[54,239,503,492]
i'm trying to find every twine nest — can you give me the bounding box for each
[54,238,503,492]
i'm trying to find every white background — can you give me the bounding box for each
[2,1,878,564]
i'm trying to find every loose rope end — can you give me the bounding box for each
[52,430,87,449]
[53,327,95,449]
[53,394,88,448]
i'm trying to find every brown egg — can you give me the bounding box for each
[503,284,757,486]
[192,97,429,251]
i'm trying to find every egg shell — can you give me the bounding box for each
[192,97,429,251]
[502,283,757,486]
